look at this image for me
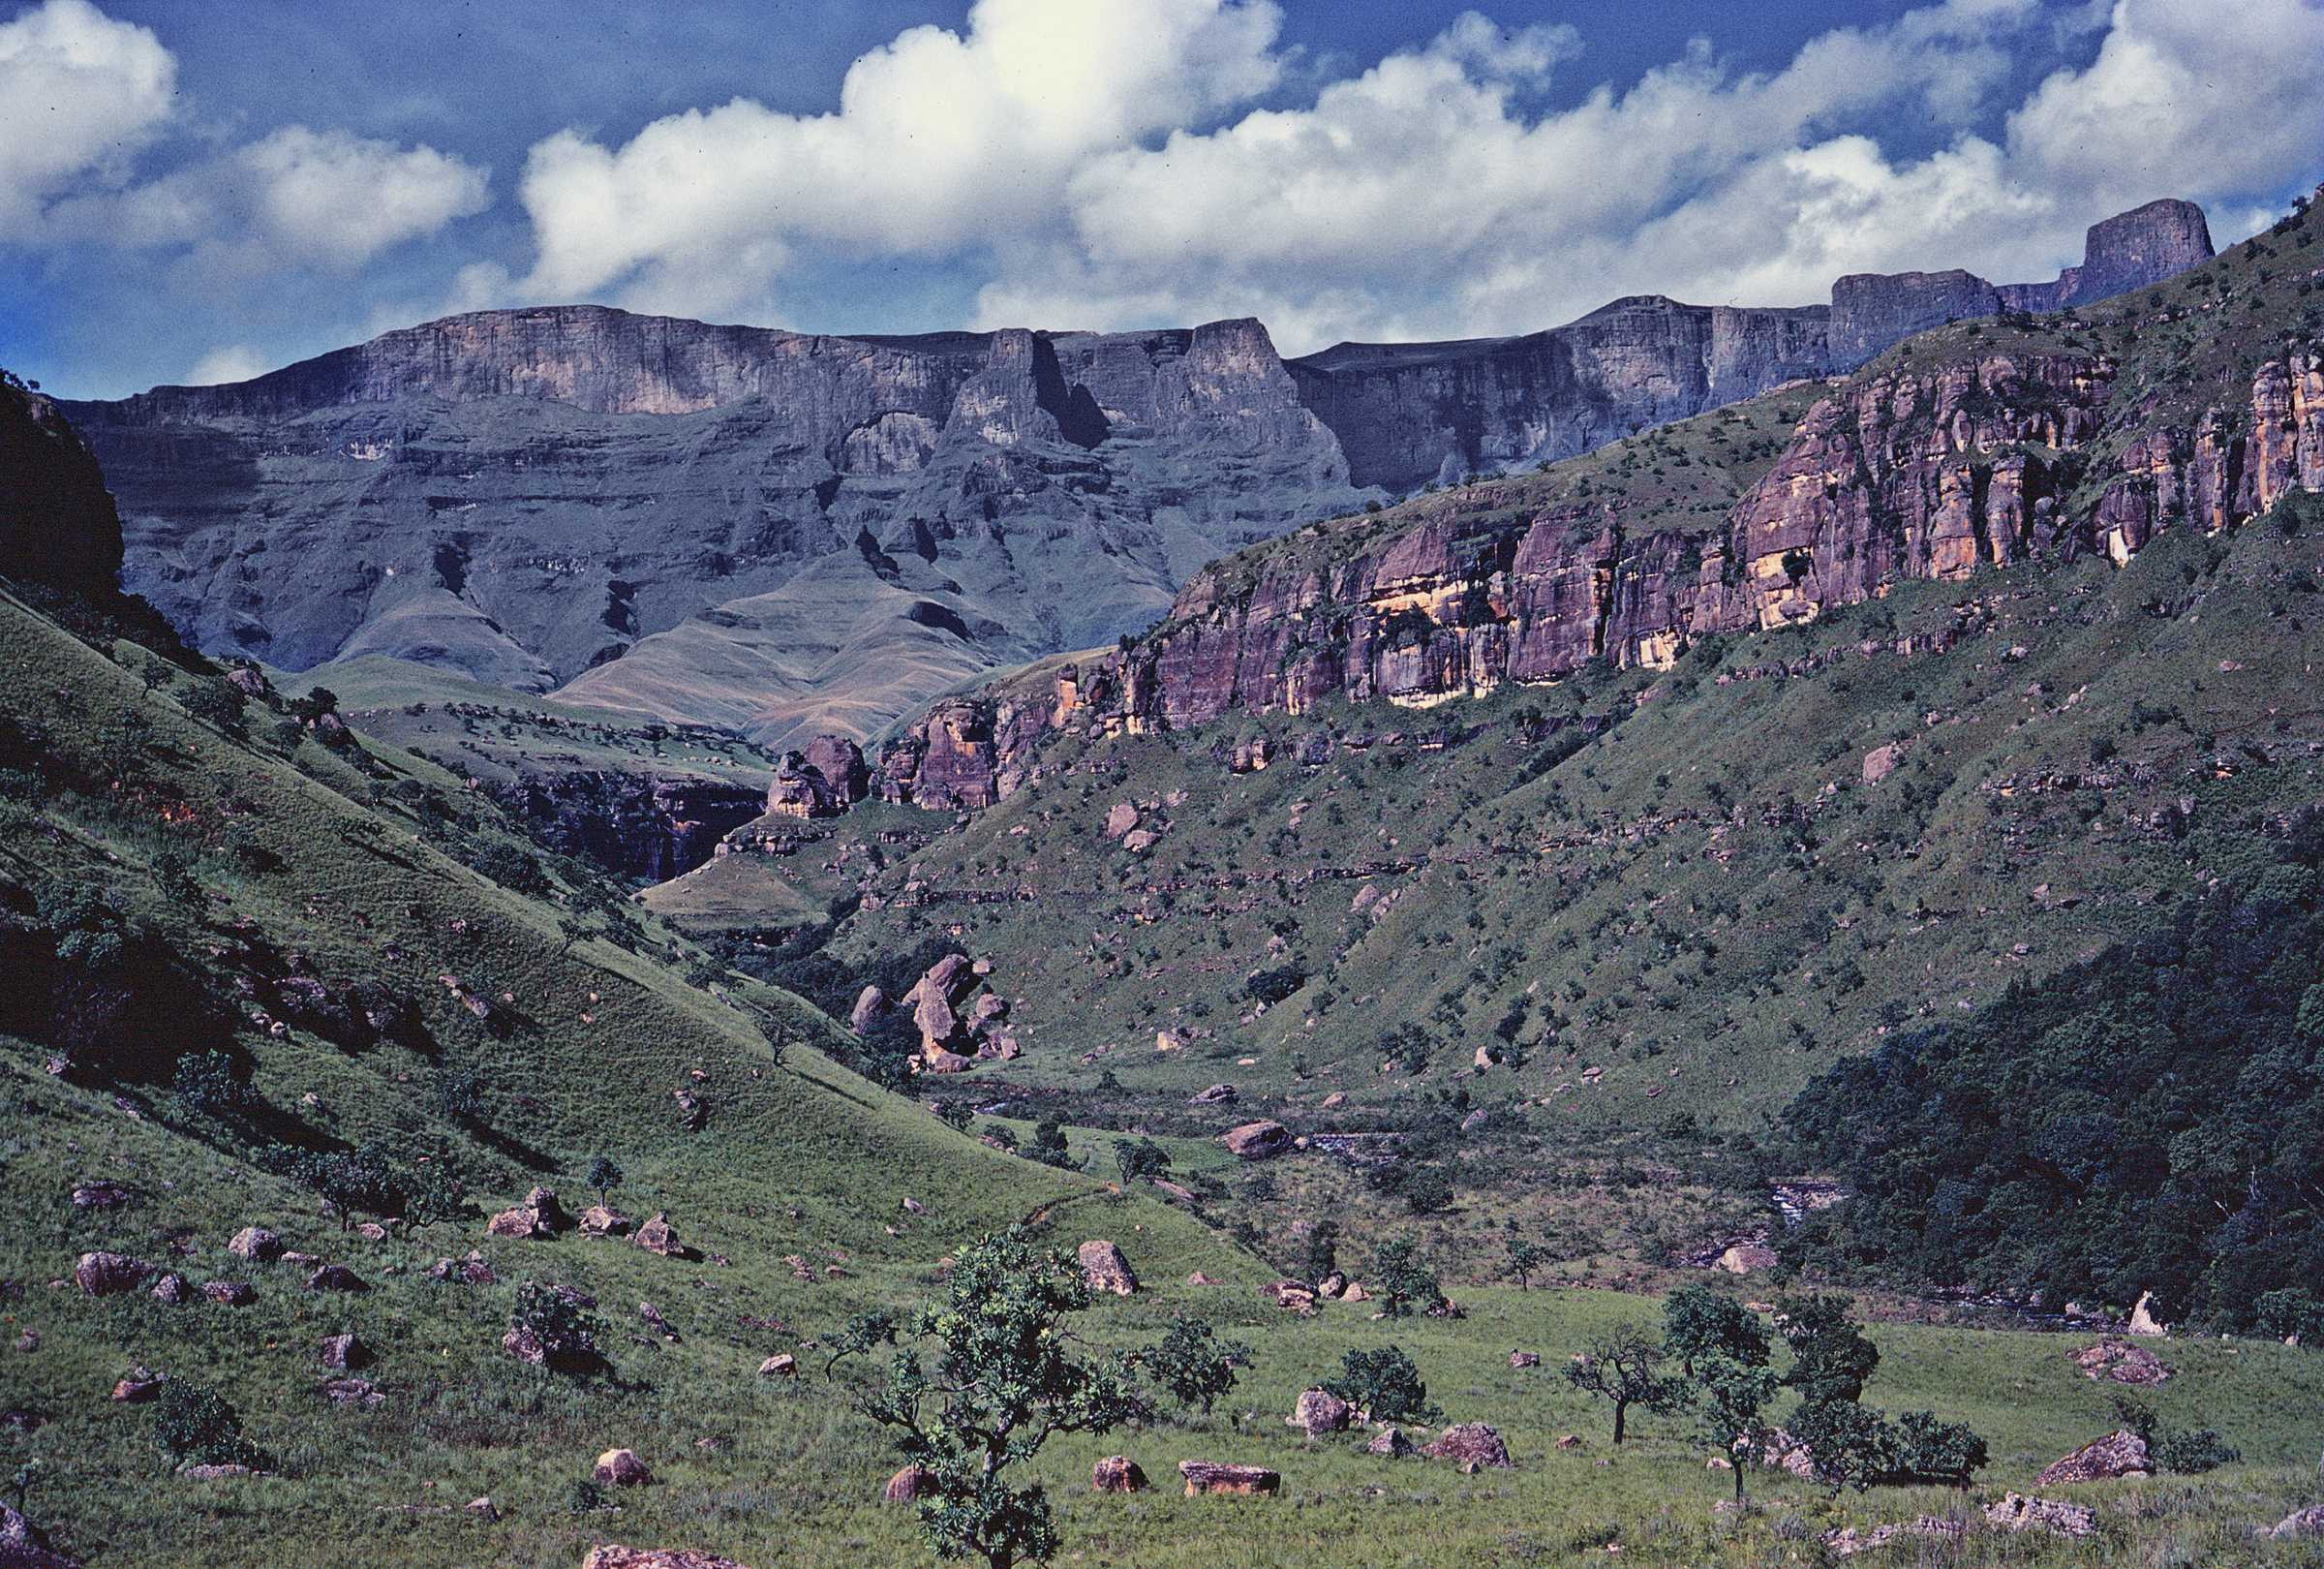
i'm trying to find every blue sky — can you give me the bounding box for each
[4,0,2321,399]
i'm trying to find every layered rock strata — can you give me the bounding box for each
[868,341,2324,809]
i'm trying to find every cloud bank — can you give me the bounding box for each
[496,0,2324,352]
[0,0,488,287]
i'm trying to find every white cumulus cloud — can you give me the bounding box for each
[507,0,1287,319]
[0,0,175,229]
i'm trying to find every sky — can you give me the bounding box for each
[3,0,2321,399]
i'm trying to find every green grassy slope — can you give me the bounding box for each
[0,582,1244,1564]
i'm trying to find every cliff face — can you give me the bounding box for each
[1286,298,1831,491]
[66,308,1362,752]
[1,373,126,599]
[1831,199,2215,367]
[869,329,2324,808]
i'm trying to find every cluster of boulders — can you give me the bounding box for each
[67,1222,345,1309]
[2035,1430,2152,1486]
[2070,1338,2171,1385]
[475,1186,684,1256]
[854,952,1017,1072]
[1262,1275,1369,1312]
[1281,1393,1512,1471]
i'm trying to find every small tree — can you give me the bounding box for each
[1325,1343,1438,1423]
[935,1099,977,1134]
[1564,1324,1689,1444]
[1140,1315,1250,1416]
[1775,1294,1880,1405]
[1697,1357,1781,1504]
[1664,1286,1771,1376]
[1300,1220,1340,1284]
[1789,1399,1897,1492]
[1504,1238,1552,1291]
[1895,1410,1990,1490]
[847,1231,1145,1569]
[1372,1236,1444,1318]
[507,1280,606,1376]
[586,1155,623,1204]
[1024,1113,1080,1170]
[1111,1137,1171,1185]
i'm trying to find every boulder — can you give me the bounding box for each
[922,1049,974,1074]
[1822,1518,1964,1557]
[1319,1091,1348,1110]
[1091,1455,1148,1492]
[1077,1240,1138,1296]
[1340,1282,1367,1303]
[1185,1271,1224,1286]
[1861,742,1909,783]
[634,1212,685,1257]
[1422,1424,1513,1468]
[1221,1121,1292,1160]
[110,1366,166,1402]
[849,985,886,1033]
[74,1251,153,1296]
[1122,829,1158,852]
[200,1280,255,1307]
[501,1324,595,1374]
[319,1333,366,1369]
[465,1495,498,1523]
[1553,1433,1584,1450]
[1264,1280,1317,1309]
[883,1463,935,1504]
[1509,1351,1541,1369]
[1317,1273,1347,1299]
[521,1188,567,1229]
[225,1226,283,1264]
[1103,802,1139,839]
[2035,1430,2151,1486]
[1983,1492,2097,1537]
[317,1376,383,1408]
[2070,1339,2171,1385]
[2272,1505,2324,1541]
[1367,1425,1419,1458]
[756,1354,796,1378]
[148,1272,193,1305]
[1287,1387,1352,1437]
[592,1448,652,1488]
[581,1551,754,1569]
[1715,1244,1778,1276]
[1177,1461,1279,1496]
[485,1206,548,1239]
[1190,1083,1238,1106]
[305,1264,366,1293]
[1,1500,79,1569]
[70,1182,131,1209]
[2127,1290,2168,1337]
[579,1206,631,1236]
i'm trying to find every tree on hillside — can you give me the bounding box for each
[1325,1344,1438,1424]
[1564,1324,1689,1444]
[1697,1356,1781,1505]
[1664,1286,1771,1376]
[1504,1239,1552,1291]
[1139,1315,1250,1416]
[1372,1236,1444,1318]
[843,1230,1144,1569]
[1775,1294,1880,1405]
[585,1155,623,1205]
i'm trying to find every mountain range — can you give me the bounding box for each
[61,200,2213,756]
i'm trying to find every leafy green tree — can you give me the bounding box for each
[1895,1410,1990,1489]
[1664,1286,1771,1375]
[1789,1399,1898,1492]
[507,1279,607,1377]
[2255,1287,2324,1345]
[845,1230,1145,1569]
[1111,1137,1170,1185]
[1564,1324,1689,1444]
[825,1308,899,1376]
[586,1155,623,1204]
[1324,1344,1438,1423]
[1372,1236,1443,1318]
[1697,1357,1781,1504]
[1503,1239,1553,1291]
[1024,1113,1079,1171]
[935,1099,977,1134]
[286,686,339,723]
[169,1049,250,1125]
[1776,1294,1880,1405]
[1301,1220,1340,1284]
[395,1162,473,1235]
[1140,1315,1250,1416]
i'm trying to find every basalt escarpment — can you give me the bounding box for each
[1827,200,2213,366]
[868,338,2324,809]
[1,373,125,600]
[485,770,768,881]
[66,308,1364,753]
[1306,200,2213,491]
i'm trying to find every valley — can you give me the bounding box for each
[2,188,2322,1569]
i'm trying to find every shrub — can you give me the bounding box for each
[1325,1344,1437,1423]
[1141,1316,1250,1415]
[1790,1400,1898,1492]
[1894,1409,1989,1488]
[1024,1113,1079,1170]
[1112,1137,1171,1184]
[153,1380,264,1469]
[177,679,246,733]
